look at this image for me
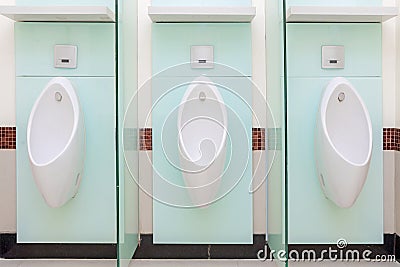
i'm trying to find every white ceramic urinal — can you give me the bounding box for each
[27,77,85,208]
[315,77,372,208]
[178,76,228,207]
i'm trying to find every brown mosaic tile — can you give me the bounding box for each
[252,128,266,151]
[383,128,400,152]
[0,126,16,150]
[139,128,152,151]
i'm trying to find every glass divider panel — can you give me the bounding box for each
[266,0,288,266]
[117,0,139,266]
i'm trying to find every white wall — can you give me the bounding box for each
[0,150,16,233]
[383,0,397,128]
[396,153,400,235]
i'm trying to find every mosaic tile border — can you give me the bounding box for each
[0,127,16,150]
[139,128,266,152]
[383,128,400,151]
[139,128,152,151]
[1,127,399,152]
[252,128,265,151]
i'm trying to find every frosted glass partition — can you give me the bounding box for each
[266,0,287,266]
[117,0,139,266]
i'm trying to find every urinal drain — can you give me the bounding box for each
[338,92,345,102]
[199,91,206,101]
[55,92,63,102]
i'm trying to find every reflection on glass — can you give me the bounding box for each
[266,0,288,266]
[117,0,139,266]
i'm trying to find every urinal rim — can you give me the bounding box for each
[27,77,82,167]
[177,76,228,162]
[319,77,373,167]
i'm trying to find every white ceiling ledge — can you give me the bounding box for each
[0,6,115,22]
[286,6,398,23]
[148,6,256,23]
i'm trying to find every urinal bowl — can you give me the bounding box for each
[178,76,228,207]
[315,77,372,208]
[27,77,86,208]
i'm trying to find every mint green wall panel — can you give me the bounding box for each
[16,77,116,243]
[15,23,114,77]
[152,23,252,77]
[286,23,383,244]
[16,0,115,12]
[286,0,381,7]
[152,23,253,244]
[152,76,253,244]
[287,77,383,244]
[152,0,251,6]
[287,23,381,78]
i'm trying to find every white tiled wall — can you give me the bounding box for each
[384,151,396,233]
[137,0,152,128]
[0,0,15,126]
[396,153,400,234]
[0,150,16,233]
[382,9,397,128]
[395,0,400,236]
[138,152,153,234]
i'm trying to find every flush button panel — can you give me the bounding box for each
[54,45,77,69]
[191,45,214,69]
[322,45,345,69]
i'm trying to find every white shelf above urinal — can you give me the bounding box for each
[148,6,256,23]
[0,6,115,22]
[286,6,398,23]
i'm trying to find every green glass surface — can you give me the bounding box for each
[286,22,383,244]
[286,23,382,78]
[117,0,139,266]
[16,77,116,243]
[152,75,253,244]
[266,0,288,266]
[15,23,115,77]
[152,23,252,77]
[287,77,383,244]
[152,23,253,244]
